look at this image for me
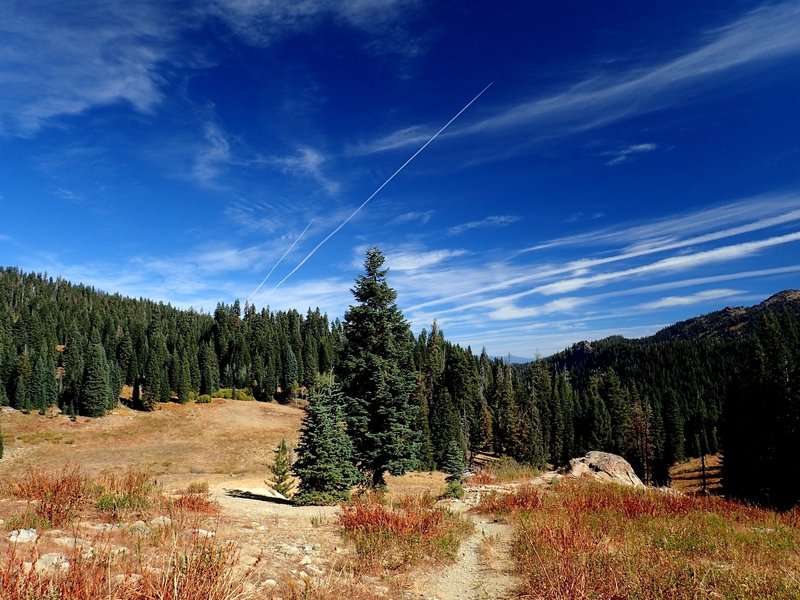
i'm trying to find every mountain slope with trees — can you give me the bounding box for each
[1,264,797,508]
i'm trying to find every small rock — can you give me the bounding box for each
[299,555,312,566]
[35,553,69,575]
[302,543,314,554]
[263,578,278,588]
[9,529,37,543]
[130,521,152,536]
[188,528,215,538]
[54,536,85,549]
[150,516,172,527]
[306,565,324,575]
[281,544,300,556]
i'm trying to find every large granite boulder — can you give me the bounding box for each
[561,451,644,487]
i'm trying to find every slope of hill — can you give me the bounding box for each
[651,290,800,342]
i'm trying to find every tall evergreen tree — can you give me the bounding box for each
[293,382,360,504]
[338,248,419,486]
[80,339,110,417]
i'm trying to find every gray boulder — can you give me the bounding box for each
[561,451,644,487]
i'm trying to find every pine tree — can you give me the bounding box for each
[339,248,419,487]
[270,438,294,497]
[441,439,466,483]
[293,383,360,504]
[80,340,110,417]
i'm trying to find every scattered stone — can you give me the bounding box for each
[560,451,644,487]
[130,521,152,536]
[114,573,143,585]
[150,516,172,527]
[35,553,70,575]
[306,565,324,576]
[302,543,314,554]
[54,536,85,549]
[8,529,37,543]
[280,544,300,556]
[187,528,215,538]
[88,522,124,532]
[263,578,278,588]
[299,555,312,566]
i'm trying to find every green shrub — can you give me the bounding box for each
[441,481,465,500]
[196,394,212,404]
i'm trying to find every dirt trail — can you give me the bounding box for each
[411,501,517,600]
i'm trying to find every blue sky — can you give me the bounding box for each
[2,1,800,357]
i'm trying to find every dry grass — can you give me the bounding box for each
[9,465,89,528]
[466,455,539,485]
[0,467,243,600]
[669,454,723,494]
[0,400,304,488]
[476,479,800,599]
[339,491,473,572]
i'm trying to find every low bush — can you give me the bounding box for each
[196,394,212,404]
[11,466,88,527]
[476,479,800,599]
[339,492,472,571]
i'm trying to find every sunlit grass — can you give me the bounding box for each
[475,480,800,599]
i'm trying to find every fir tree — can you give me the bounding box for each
[80,340,110,417]
[441,439,466,483]
[269,438,294,497]
[338,248,419,487]
[293,382,360,504]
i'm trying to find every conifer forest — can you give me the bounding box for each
[0,259,798,509]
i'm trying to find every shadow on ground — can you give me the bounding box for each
[224,488,293,505]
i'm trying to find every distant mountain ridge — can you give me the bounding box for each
[650,290,800,343]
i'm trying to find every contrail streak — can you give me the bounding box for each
[264,82,493,298]
[247,219,313,304]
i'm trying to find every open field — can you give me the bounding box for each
[0,399,471,599]
[1,401,797,599]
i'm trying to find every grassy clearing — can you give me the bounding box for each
[0,466,241,600]
[467,456,539,485]
[339,491,473,572]
[476,480,800,599]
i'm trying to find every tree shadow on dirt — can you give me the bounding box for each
[224,488,293,505]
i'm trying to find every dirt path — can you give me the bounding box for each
[411,502,517,600]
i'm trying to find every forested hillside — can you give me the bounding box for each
[535,292,800,508]
[1,266,798,507]
[0,267,343,415]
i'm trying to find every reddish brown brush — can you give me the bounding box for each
[339,493,472,571]
[477,479,800,599]
[475,485,544,514]
[170,492,221,515]
[466,468,499,485]
[12,465,88,527]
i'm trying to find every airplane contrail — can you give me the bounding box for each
[247,219,314,305]
[264,82,493,299]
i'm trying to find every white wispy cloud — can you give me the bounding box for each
[358,2,800,153]
[525,193,800,252]
[0,1,176,136]
[192,122,233,184]
[637,288,742,310]
[204,0,422,54]
[535,231,800,295]
[605,143,658,166]
[267,147,340,195]
[387,248,467,272]
[448,215,520,236]
[391,210,435,225]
